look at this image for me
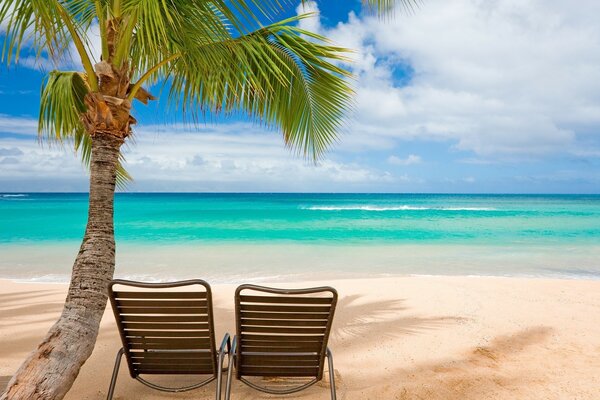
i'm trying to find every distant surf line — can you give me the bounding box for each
[302,205,496,211]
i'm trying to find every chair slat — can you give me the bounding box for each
[241,319,327,327]
[127,337,211,346]
[240,367,319,377]
[136,369,213,375]
[136,368,214,375]
[241,334,323,341]
[240,326,326,334]
[241,354,320,363]
[128,343,210,350]
[118,307,208,314]
[125,330,211,338]
[240,312,329,320]
[117,299,208,307]
[114,291,207,299]
[239,344,323,353]
[134,360,213,368]
[240,304,331,313]
[130,352,214,361]
[239,295,333,305]
[122,315,209,323]
[241,358,318,366]
[122,322,209,330]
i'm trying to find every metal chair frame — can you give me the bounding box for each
[106,279,230,400]
[225,284,338,399]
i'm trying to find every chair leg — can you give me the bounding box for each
[216,351,225,400]
[326,348,337,400]
[224,354,234,400]
[106,348,125,400]
[225,336,237,400]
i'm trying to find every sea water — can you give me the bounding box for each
[1,193,599,282]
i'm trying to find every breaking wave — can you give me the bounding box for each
[303,205,496,211]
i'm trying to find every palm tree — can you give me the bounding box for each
[0,0,417,399]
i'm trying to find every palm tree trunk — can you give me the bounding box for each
[2,133,123,400]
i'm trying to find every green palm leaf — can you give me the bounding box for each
[165,15,353,159]
[39,70,129,185]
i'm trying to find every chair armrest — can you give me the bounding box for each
[219,333,231,355]
[231,336,238,358]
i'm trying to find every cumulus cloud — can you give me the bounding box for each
[296,1,321,34]
[0,147,24,156]
[0,114,39,135]
[122,123,394,191]
[319,0,600,159]
[388,154,421,165]
[0,120,396,191]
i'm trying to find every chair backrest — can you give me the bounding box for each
[234,284,338,380]
[109,279,217,378]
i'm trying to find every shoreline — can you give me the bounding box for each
[2,276,600,399]
[3,271,600,285]
[2,242,600,283]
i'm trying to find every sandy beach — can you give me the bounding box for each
[1,276,600,399]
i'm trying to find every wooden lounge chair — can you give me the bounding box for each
[225,284,338,399]
[107,279,230,400]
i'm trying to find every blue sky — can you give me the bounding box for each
[1,0,600,193]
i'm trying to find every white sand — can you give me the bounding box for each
[1,276,600,399]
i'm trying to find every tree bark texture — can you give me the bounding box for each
[2,18,148,398]
[1,133,123,400]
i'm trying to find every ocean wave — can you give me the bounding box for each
[9,274,70,284]
[303,205,496,211]
[1,194,28,198]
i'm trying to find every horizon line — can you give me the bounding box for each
[2,192,600,196]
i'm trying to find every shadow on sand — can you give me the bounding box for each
[331,294,464,347]
[370,327,552,400]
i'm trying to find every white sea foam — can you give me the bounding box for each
[303,205,495,211]
[10,274,70,284]
[1,194,28,198]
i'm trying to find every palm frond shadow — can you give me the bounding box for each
[331,295,463,346]
[391,327,553,400]
[0,290,64,327]
[0,290,62,302]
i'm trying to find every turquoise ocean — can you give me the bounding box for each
[1,193,599,282]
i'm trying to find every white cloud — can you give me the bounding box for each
[388,154,421,165]
[123,123,395,190]
[0,114,39,135]
[0,121,396,191]
[0,147,23,156]
[1,19,102,71]
[319,0,600,159]
[296,1,321,34]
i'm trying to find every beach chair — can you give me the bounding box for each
[225,284,338,399]
[106,279,230,400]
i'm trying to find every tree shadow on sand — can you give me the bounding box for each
[0,289,64,327]
[351,326,554,400]
[0,289,65,359]
[330,295,465,350]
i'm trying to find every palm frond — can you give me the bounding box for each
[39,71,89,143]
[39,70,131,184]
[0,0,99,88]
[362,0,422,16]
[0,0,70,65]
[167,14,354,160]
[121,0,233,75]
